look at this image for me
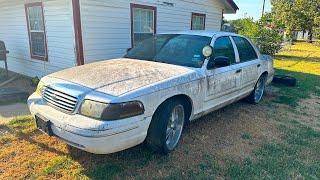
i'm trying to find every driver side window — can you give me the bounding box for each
[212,37,236,65]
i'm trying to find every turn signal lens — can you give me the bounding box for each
[36,81,45,96]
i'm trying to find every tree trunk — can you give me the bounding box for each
[308,30,313,43]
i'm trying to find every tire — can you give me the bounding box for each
[146,98,186,154]
[272,75,296,87]
[246,75,267,104]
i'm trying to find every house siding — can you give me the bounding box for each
[80,0,224,64]
[0,0,76,77]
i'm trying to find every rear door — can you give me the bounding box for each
[231,36,261,93]
[204,36,239,110]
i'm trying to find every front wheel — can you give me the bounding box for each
[246,75,266,104]
[146,99,186,154]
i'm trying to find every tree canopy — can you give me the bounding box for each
[271,0,320,41]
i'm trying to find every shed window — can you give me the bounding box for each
[191,13,206,30]
[131,4,156,46]
[25,3,47,60]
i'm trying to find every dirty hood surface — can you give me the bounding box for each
[48,58,192,96]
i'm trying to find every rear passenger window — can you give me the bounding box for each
[232,36,258,62]
[213,36,236,64]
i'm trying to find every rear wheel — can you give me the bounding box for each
[146,99,186,154]
[246,75,267,104]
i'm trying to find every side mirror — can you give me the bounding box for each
[202,46,213,58]
[207,56,230,69]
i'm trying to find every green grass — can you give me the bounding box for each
[273,69,320,106]
[86,162,123,179]
[224,42,320,179]
[241,132,252,140]
[7,116,37,134]
[273,42,320,106]
[165,154,221,180]
[42,156,73,176]
[226,121,320,179]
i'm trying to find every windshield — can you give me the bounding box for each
[124,34,212,68]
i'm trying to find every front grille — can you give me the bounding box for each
[42,86,78,113]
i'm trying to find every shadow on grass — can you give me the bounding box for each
[67,144,160,179]
[226,119,320,179]
[64,100,271,179]
[273,69,320,106]
[223,69,320,179]
[275,55,320,63]
[1,117,67,156]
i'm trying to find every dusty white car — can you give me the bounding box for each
[28,31,274,154]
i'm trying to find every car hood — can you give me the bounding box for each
[48,58,193,96]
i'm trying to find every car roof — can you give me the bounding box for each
[158,31,239,38]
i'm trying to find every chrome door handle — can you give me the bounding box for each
[236,69,242,73]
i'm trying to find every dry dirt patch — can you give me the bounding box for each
[123,90,279,178]
[281,94,320,131]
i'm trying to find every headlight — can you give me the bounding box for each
[79,100,144,121]
[35,81,45,96]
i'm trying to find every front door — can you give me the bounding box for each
[204,36,240,110]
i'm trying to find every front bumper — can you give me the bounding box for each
[27,93,151,154]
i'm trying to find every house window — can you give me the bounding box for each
[131,4,156,47]
[25,2,47,60]
[191,13,206,30]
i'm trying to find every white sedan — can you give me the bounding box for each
[28,31,274,154]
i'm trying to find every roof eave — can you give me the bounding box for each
[223,0,239,14]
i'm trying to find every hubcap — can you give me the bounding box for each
[166,104,185,150]
[254,77,265,102]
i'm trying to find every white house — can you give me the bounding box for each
[294,31,318,42]
[0,0,238,77]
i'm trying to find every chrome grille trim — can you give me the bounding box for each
[42,86,78,113]
[45,88,78,102]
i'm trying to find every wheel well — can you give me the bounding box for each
[156,94,193,122]
[261,71,268,77]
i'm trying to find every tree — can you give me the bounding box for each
[315,15,320,40]
[271,0,320,42]
[271,0,296,40]
[229,18,259,39]
[294,0,320,42]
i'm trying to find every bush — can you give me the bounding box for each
[254,28,283,56]
[228,18,283,56]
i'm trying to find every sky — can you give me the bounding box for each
[224,0,272,21]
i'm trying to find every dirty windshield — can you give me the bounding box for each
[125,34,211,68]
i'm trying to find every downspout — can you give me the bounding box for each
[72,0,84,66]
[221,9,224,31]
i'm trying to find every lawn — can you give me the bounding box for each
[0,42,319,179]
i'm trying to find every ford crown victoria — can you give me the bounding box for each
[28,31,274,154]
